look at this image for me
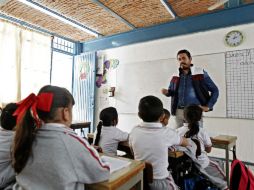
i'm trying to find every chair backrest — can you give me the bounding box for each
[117,142,134,159]
[143,162,153,190]
[87,133,94,144]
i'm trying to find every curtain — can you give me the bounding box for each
[73,52,96,130]
[20,30,51,98]
[0,21,21,105]
[0,20,51,107]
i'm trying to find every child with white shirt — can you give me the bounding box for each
[94,107,128,156]
[160,108,171,127]
[12,85,109,190]
[0,103,17,189]
[176,105,228,190]
[129,95,189,190]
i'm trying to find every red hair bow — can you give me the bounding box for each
[13,93,53,128]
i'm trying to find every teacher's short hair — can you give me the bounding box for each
[177,49,191,59]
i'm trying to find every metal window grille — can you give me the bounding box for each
[53,36,75,55]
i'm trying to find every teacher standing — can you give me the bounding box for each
[161,49,219,128]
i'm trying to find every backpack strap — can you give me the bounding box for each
[245,166,251,190]
[233,146,237,160]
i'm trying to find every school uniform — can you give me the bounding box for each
[129,122,183,190]
[97,126,129,156]
[13,123,110,190]
[177,126,228,190]
[0,127,15,189]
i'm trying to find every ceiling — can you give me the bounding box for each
[0,0,253,42]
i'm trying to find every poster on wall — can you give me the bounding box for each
[96,58,119,88]
[78,58,90,80]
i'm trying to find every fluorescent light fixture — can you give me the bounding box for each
[160,0,176,19]
[208,0,229,10]
[17,0,98,37]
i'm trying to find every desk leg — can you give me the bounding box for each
[225,147,229,187]
[134,176,143,190]
[117,170,143,190]
[135,171,143,190]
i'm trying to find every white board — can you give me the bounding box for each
[115,53,226,118]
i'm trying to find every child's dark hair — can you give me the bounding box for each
[94,107,118,146]
[0,103,18,130]
[12,85,75,173]
[177,49,191,59]
[184,105,202,157]
[138,96,163,122]
[183,105,202,138]
[163,108,170,117]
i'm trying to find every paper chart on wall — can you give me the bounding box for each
[225,49,254,119]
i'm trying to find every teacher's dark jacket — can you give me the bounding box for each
[166,65,219,115]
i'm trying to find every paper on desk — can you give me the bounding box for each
[117,150,127,156]
[101,156,131,173]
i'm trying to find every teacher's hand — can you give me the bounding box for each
[199,105,210,112]
[161,88,168,96]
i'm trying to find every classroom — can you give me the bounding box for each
[0,0,254,190]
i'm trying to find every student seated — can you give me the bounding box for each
[176,105,228,190]
[160,108,170,127]
[94,107,128,156]
[0,103,17,189]
[129,95,189,190]
[12,85,110,190]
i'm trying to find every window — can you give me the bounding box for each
[0,22,20,103]
[51,37,75,92]
[51,51,73,92]
[0,20,51,105]
[53,36,75,55]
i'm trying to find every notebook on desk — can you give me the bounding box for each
[101,155,131,173]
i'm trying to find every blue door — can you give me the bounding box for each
[72,52,96,134]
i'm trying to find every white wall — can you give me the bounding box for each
[95,23,254,163]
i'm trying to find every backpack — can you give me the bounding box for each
[168,153,219,190]
[230,147,254,190]
[184,175,219,190]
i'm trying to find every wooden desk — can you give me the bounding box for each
[211,135,237,186]
[71,122,91,136]
[86,158,145,190]
[168,151,184,158]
